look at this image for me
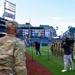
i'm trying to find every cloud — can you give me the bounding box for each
[48,17,65,20]
[50,22,75,36]
[47,16,75,21]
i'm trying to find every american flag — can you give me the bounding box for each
[56,26,59,30]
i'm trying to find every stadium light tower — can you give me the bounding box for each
[3,0,16,21]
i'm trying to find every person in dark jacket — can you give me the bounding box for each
[61,38,74,72]
[34,41,41,56]
[69,37,74,59]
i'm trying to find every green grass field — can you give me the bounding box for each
[26,46,75,75]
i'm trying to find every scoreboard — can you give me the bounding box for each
[18,29,45,37]
[45,29,50,37]
[18,28,51,38]
[32,29,44,37]
[22,29,29,36]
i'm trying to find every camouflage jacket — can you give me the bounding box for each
[0,35,27,75]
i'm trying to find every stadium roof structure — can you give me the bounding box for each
[0,17,8,28]
[18,27,44,29]
[0,17,8,22]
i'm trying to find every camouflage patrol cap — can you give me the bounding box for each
[6,20,18,28]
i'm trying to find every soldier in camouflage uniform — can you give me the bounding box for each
[0,21,27,75]
[50,40,64,57]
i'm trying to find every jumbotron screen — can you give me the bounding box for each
[32,29,44,37]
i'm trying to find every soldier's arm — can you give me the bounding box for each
[14,41,27,75]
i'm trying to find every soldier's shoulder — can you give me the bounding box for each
[17,38,25,47]
[11,37,20,42]
[12,37,24,45]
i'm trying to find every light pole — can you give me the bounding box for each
[28,19,31,44]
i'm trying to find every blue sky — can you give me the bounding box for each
[0,0,75,36]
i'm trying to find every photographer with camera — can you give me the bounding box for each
[61,37,74,72]
[69,37,74,59]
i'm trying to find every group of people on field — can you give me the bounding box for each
[51,37,75,72]
[0,20,75,75]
